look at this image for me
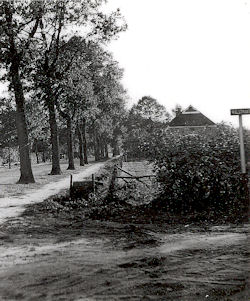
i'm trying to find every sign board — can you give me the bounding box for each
[230,108,250,115]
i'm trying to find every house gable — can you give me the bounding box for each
[169,105,215,128]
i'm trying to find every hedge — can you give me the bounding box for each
[141,124,249,220]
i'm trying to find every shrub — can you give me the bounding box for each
[142,124,248,220]
[113,179,159,205]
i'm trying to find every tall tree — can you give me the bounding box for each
[84,44,127,159]
[0,0,45,183]
[125,97,170,159]
[52,38,127,163]
[131,96,170,123]
[55,67,94,170]
[52,39,96,168]
[32,1,126,174]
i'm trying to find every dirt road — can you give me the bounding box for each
[0,214,248,301]
[0,159,98,198]
[0,160,106,223]
[0,159,248,300]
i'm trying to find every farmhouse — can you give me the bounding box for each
[169,105,215,130]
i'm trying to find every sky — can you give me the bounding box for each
[106,0,250,128]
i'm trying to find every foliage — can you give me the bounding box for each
[0,0,127,180]
[171,104,183,117]
[26,98,50,141]
[0,97,17,148]
[131,96,170,123]
[0,98,18,166]
[52,38,127,161]
[78,41,127,158]
[142,124,248,221]
[114,180,159,205]
[124,96,170,159]
[30,0,126,108]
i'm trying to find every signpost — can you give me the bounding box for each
[230,108,250,173]
[231,108,250,115]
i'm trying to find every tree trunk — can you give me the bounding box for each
[35,140,39,164]
[113,139,120,157]
[66,117,75,170]
[94,141,98,161]
[35,152,39,164]
[42,151,46,163]
[112,127,120,157]
[77,124,84,166]
[100,138,105,159]
[104,143,109,159]
[47,97,61,175]
[82,119,88,164]
[94,127,100,161]
[10,63,35,183]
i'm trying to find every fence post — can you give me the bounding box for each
[108,165,118,199]
[70,174,73,188]
[70,174,73,196]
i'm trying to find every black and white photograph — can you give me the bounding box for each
[0,0,249,300]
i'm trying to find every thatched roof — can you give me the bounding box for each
[169,105,215,127]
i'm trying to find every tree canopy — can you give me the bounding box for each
[130,96,170,123]
[0,0,127,182]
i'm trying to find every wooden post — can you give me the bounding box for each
[109,165,117,196]
[70,174,73,196]
[239,115,246,174]
[70,174,73,188]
